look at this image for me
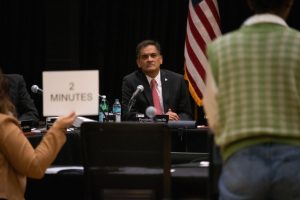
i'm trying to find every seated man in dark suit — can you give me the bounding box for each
[5,74,39,125]
[122,40,192,121]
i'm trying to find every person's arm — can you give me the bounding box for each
[171,78,193,120]
[16,75,39,123]
[203,65,219,133]
[0,113,76,179]
[165,108,180,121]
[203,69,219,132]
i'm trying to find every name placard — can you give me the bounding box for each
[43,70,99,116]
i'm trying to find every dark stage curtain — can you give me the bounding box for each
[0,0,45,84]
[217,0,300,33]
[80,0,190,103]
[0,0,299,121]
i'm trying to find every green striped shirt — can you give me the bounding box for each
[205,14,300,160]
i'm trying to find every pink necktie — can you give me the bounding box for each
[150,79,163,115]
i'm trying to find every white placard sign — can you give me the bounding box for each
[43,70,99,116]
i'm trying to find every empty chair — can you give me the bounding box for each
[80,122,171,200]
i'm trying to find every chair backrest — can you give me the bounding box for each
[80,122,171,200]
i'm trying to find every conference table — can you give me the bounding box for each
[25,124,213,199]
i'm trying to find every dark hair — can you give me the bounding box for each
[0,69,16,116]
[136,40,161,58]
[247,0,292,13]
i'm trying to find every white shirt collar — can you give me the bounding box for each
[146,71,161,86]
[243,13,288,27]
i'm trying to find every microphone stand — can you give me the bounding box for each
[127,98,136,113]
[127,85,144,113]
[124,98,137,121]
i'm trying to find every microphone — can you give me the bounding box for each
[128,85,144,112]
[129,85,144,102]
[145,106,156,119]
[31,85,43,94]
[98,94,105,99]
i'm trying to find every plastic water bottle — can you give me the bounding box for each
[112,98,121,122]
[99,95,109,122]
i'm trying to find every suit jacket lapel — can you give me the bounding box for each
[138,71,152,105]
[160,70,169,113]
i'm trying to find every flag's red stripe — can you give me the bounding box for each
[185,35,206,81]
[194,3,216,40]
[206,0,221,27]
[186,67,203,99]
[187,11,206,55]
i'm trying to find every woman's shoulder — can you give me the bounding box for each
[0,114,19,125]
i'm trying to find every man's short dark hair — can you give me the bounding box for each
[136,40,161,58]
[247,0,292,13]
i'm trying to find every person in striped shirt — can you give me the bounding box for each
[204,0,300,199]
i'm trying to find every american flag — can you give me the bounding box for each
[184,0,221,106]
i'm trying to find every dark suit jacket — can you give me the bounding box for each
[5,74,39,124]
[122,69,192,120]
